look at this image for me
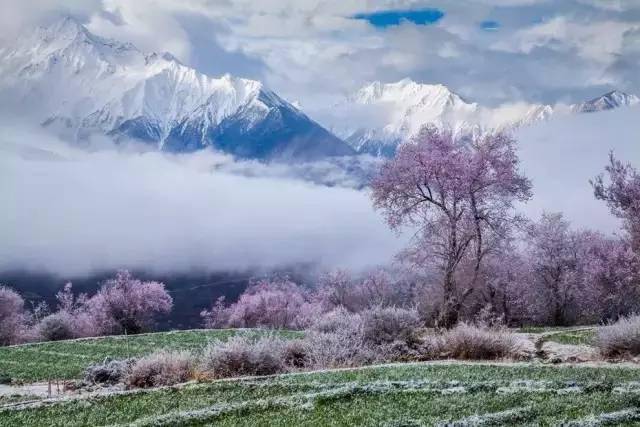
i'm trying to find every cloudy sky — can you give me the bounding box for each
[2,0,640,109]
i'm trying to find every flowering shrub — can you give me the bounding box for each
[88,270,172,335]
[201,278,319,330]
[200,297,229,329]
[0,285,30,345]
[37,311,76,341]
[126,351,195,388]
[316,270,416,313]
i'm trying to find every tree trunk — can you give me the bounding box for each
[552,301,566,326]
[437,271,460,328]
[438,296,460,328]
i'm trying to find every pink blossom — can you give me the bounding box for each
[87,270,172,334]
[371,127,531,327]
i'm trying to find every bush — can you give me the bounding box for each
[282,339,308,368]
[84,359,133,385]
[304,330,378,369]
[317,270,416,313]
[202,278,319,330]
[200,335,288,379]
[361,306,421,346]
[305,309,378,368]
[126,351,195,388]
[38,312,76,341]
[595,315,640,358]
[429,323,519,360]
[0,285,29,346]
[310,307,363,334]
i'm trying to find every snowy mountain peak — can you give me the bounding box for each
[573,90,639,113]
[37,16,87,40]
[0,17,353,160]
[32,17,138,58]
[351,79,470,109]
[321,78,640,156]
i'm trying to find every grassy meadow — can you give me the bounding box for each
[4,362,640,426]
[3,327,640,426]
[0,329,301,382]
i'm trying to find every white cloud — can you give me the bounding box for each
[493,16,637,64]
[3,0,640,107]
[516,105,640,232]
[0,0,102,42]
[0,123,402,276]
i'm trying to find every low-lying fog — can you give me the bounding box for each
[1,106,639,277]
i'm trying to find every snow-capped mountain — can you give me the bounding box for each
[571,90,639,113]
[0,17,353,160]
[321,79,638,156]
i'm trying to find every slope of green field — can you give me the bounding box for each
[3,363,640,426]
[0,329,301,382]
[544,329,596,346]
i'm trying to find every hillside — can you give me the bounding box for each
[3,357,640,425]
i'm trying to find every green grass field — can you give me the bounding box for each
[544,329,596,346]
[0,329,301,382]
[3,363,640,426]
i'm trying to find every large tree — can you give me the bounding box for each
[523,213,588,326]
[88,270,173,334]
[592,153,640,253]
[371,127,531,327]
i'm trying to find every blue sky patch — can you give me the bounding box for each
[353,9,444,28]
[480,20,500,31]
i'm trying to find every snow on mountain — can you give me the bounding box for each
[321,79,638,156]
[0,17,353,161]
[2,18,637,161]
[571,90,639,113]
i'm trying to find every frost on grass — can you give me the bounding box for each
[612,381,640,394]
[122,380,473,427]
[562,408,640,426]
[438,406,534,426]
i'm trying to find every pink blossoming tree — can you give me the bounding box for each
[88,270,173,335]
[202,277,319,330]
[592,153,640,253]
[371,127,532,327]
[0,285,29,345]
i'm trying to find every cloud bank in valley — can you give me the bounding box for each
[516,105,640,232]
[0,124,402,277]
[1,104,639,277]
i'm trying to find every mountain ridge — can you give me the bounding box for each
[1,17,638,160]
[0,17,354,161]
[321,79,639,156]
